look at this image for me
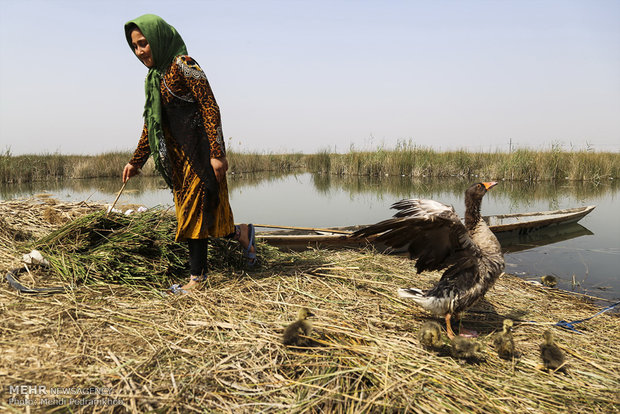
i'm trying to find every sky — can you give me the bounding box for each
[0,0,619,155]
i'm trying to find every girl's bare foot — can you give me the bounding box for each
[180,277,203,291]
[235,224,257,266]
[236,224,255,254]
[169,275,206,295]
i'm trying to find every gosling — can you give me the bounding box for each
[419,321,443,351]
[282,307,314,346]
[493,319,515,360]
[540,330,566,372]
[451,336,483,360]
[541,275,558,287]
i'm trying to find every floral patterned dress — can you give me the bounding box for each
[129,56,235,241]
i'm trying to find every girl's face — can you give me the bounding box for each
[130,29,153,68]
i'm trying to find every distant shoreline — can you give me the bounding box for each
[1,148,618,183]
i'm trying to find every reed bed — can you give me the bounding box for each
[2,147,618,184]
[0,151,156,183]
[0,150,302,184]
[1,200,619,413]
[306,147,620,181]
[228,151,305,173]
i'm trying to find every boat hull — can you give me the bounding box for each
[256,206,596,251]
[485,205,596,234]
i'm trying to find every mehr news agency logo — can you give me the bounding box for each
[6,384,124,407]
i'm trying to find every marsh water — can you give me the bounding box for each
[2,173,619,303]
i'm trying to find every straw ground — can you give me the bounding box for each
[0,200,618,413]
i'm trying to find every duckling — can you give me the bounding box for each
[282,307,314,346]
[540,330,566,372]
[419,321,443,351]
[451,336,483,360]
[493,319,515,360]
[541,275,557,287]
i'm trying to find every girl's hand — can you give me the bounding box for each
[122,163,140,183]
[211,156,228,182]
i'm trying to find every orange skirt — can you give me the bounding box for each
[169,144,235,241]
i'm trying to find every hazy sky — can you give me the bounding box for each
[1,0,618,155]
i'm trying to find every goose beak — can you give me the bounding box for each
[482,181,498,190]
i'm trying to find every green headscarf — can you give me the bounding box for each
[124,14,188,187]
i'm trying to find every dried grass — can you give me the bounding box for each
[0,197,101,270]
[0,200,618,413]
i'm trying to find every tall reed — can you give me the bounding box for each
[0,150,70,183]
[1,146,618,183]
[0,151,156,183]
[306,146,619,181]
[0,150,303,183]
[227,150,305,173]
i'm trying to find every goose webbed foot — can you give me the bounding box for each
[445,313,479,338]
[458,327,479,338]
[445,313,456,339]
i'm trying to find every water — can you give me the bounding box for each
[2,173,619,302]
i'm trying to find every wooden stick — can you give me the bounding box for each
[106,181,127,216]
[250,223,353,234]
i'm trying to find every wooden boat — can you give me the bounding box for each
[256,205,596,251]
[484,205,596,235]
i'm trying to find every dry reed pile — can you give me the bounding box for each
[0,197,102,269]
[0,200,618,413]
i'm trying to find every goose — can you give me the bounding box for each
[493,319,515,359]
[353,182,504,338]
[540,330,566,372]
[282,307,314,346]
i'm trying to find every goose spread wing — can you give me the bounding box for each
[353,199,482,273]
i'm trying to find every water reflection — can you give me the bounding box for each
[312,173,469,199]
[3,173,617,209]
[0,176,168,201]
[497,223,594,254]
[0,172,291,205]
[228,171,292,189]
[312,173,619,212]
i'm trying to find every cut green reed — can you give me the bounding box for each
[33,209,187,287]
[30,208,283,288]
